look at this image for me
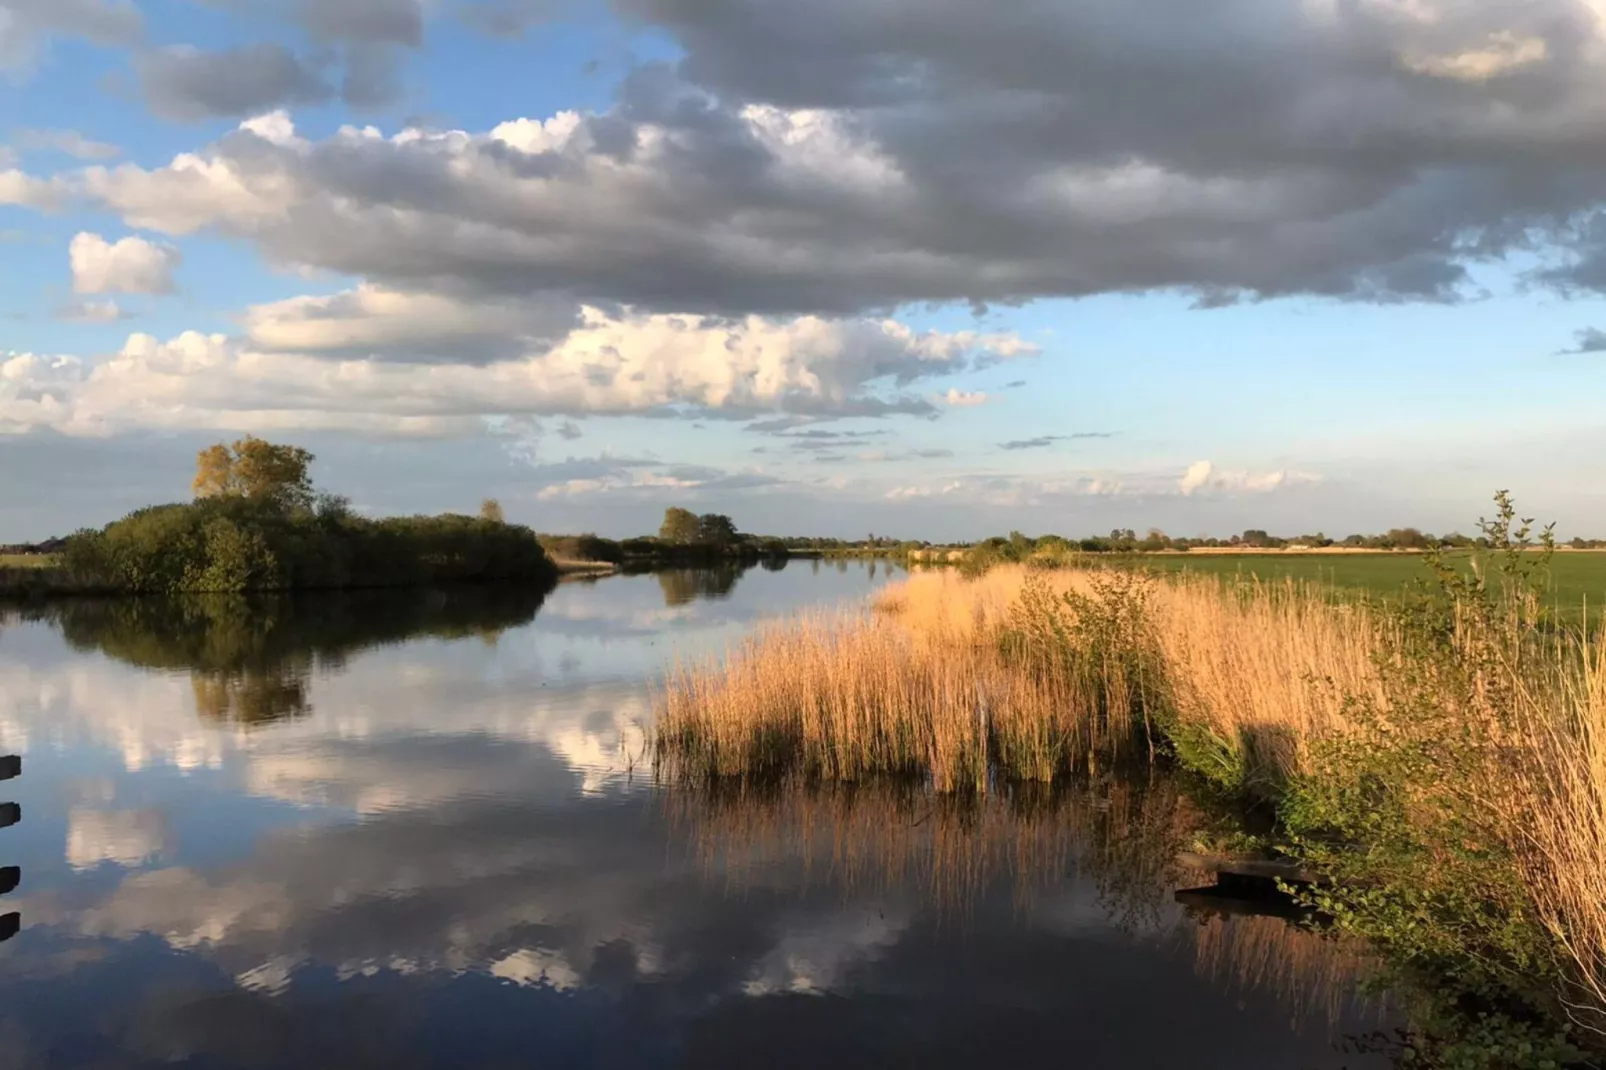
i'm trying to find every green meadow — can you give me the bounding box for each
[1129,550,1606,621]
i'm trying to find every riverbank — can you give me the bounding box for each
[655,528,1606,1065]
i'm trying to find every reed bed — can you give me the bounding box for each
[658,565,1390,790]
[655,551,1606,1043]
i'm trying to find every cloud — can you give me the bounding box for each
[241,284,576,364]
[293,0,422,46]
[40,1,1606,311]
[51,0,1606,330]
[557,419,583,440]
[940,388,988,407]
[65,807,168,870]
[56,298,131,323]
[1565,327,1606,353]
[69,232,180,295]
[0,307,1023,436]
[1001,431,1114,449]
[533,459,782,500]
[11,128,118,160]
[135,44,334,121]
[1402,31,1549,83]
[1178,460,1321,496]
[0,0,143,75]
[0,167,60,208]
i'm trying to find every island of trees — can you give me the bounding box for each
[41,437,559,595]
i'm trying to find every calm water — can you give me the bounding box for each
[0,560,1391,1069]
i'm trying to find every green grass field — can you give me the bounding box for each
[1128,551,1606,621]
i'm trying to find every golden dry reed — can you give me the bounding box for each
[656,565,1392,789]
[655,562,1606,1028]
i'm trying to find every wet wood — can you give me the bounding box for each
[0,755,18,781]
[1176,851,1316,885]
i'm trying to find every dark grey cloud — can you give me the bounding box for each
[557,419,583,440]
[90,0,1606,320]
[295,0,423,45]
[1000,433,1113,451]
[135,44,334,121]
[1004,380,1027,389]
[0,0,143,72]
[1566,326,1606,353]
[48,0,1606,341]
[341,43,407,108]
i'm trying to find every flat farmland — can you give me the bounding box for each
[1129,550,1606,621]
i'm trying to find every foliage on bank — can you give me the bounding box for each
[63,498,558,594]
[53,436,558,595]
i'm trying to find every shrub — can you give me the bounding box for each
[65,498,558,594]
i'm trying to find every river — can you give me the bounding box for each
[0,560,1392,1068]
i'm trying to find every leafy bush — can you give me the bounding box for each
[64,498,558,594]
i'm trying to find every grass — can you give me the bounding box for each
[654,497,1606,1064]
[1127,550,1606,623]
[0,553,58,569]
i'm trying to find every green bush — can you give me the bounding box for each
[64,498,558,594]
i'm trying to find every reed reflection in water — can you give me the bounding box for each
[666,773,1379,1031]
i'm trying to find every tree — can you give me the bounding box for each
[193,437,315,512]
[660,507,700,544]
[480,498,505,524]
[697,513,739,545]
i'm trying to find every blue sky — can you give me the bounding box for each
[3,0,1606,541]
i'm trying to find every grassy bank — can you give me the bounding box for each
[655,499,1606,1066]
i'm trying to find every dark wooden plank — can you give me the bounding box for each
[0,912,17,942]
[0,867,17,895]
[1176,851,1315,884]
[0,803,18,829]
[0,755,18,781]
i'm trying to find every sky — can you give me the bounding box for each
[3,0,1606,542]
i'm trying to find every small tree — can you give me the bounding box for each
[193,437,315,512]
[697,513,739,546]
[480,498,506,524]
[660,507,700,544]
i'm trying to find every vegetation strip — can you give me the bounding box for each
[655,494,1606,1068]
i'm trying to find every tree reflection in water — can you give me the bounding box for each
[657,564,751,607]
[11,587,550,727]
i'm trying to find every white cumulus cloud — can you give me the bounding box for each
[69,232,180,295]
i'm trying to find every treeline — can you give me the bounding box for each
[965,525,1545,559]
[540,507,796,566]
[56,437,557,595]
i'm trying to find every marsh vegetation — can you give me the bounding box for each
[656,494,1606,1067]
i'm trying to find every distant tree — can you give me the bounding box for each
[480,498,506,524]
[660,507,701,544]
[192,437,315,512]
[1384,527,1429,550]
[697,513,739,545]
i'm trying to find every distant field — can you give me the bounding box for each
[0,554,58,570]
[1128,551,1606,620]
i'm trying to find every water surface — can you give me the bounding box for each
[0,560,1390,1068]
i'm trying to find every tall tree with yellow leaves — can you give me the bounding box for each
[192,437,316,512]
